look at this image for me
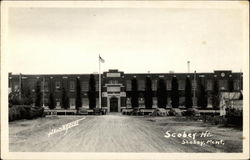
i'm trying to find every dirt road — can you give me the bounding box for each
[9,114,242,152]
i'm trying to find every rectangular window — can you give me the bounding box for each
[152,80,157,91]
[138,80,145,91]
[14,84,19,91]
[70,81,75,92]
[70,98,75,107]
[107,73,121,77]
[233,80,240,90]
[192,80,197,90]
[126,80,131,91]
[178,80,185,90]
[82,98,89,107]
[81,81,89,91]
[96,80,99,91]
[41,81,49,92]
[139,97,144,105]
[55,81,61,92]
[206,80,213,91]
[166,80,172,90]
[108,80,118,84]
[219,80,228,90]
[107,86,120,92]
[153,97,157,107]
[126,98,131,106]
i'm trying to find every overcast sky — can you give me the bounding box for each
[7,7,245,74]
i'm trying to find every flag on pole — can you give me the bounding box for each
[99,55,105,63]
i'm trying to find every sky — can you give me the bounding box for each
[7,7,245,74]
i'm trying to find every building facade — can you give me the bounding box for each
[9,69,243,112]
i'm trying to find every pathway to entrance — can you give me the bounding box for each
[9,114,242,152]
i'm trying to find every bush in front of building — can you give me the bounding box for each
[197,77,208,109]
[35,80,42,107]
[183,108,200,117]
[49,93,56,109]
[212,79,220,110]
[131,77,139,108]
[75,78,82,111]
[61,87,70,109]
[144,77,153,109]
[184,77,193,108]
[168,108,182,116]
[226,108,243,127]
[88,74,96,109]
[9,88,33,108]
[157,78,167,108]
[9,105,44,121]
[171,77,179,108]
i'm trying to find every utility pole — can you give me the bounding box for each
[193,70,196,107]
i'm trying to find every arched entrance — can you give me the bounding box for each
[110,97,118,112]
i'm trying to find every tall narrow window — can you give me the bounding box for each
[206,80,213,91]
[178,80,185,90]
[69,81,75,92]
[233,80,240,90]
[166,80,172,90]
[219,80,228,90]
[126,80,131,91]
[138,80,145,91]
[55,81,61,92]
[81,81,89,91]
[152,80,157,91]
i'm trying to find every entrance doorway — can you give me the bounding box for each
[110,97,118,112]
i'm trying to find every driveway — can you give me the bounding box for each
[9,114,242,152]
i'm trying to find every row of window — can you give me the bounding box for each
[11,79,241,93]
[126,79,241,91]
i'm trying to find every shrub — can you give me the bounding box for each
[144,77,153,109]
[171,77,179,108]
[226,108,243,126]
[61,87,70,109]
[88,74,96,109]
[212,79,220,110]
[35,81,42,107]
[183,108,200,116]
[197,78,208,109]
[168,108,182,116]
[184,77,193,108]
[131,78,139,108]
[49,93,56,109]
[9,105,44,122]
[75,78,82,110]
[157,78,167,108]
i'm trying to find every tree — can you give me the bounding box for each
[157,78,167,108]
[197,78,208,109]
[35,81,42,107]
[184,77,193,108]
[61,87,69,109]
[144,77,153,109]
[20,84,33,105]
[228,78,234,92]
[75,78,82,110]
[171,77,179,108]
[88,74,96,109]
[212,79,220,110]
[131,77,139,108]
[49,93,56,109]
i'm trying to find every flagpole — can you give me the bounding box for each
[99,55,101,109]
